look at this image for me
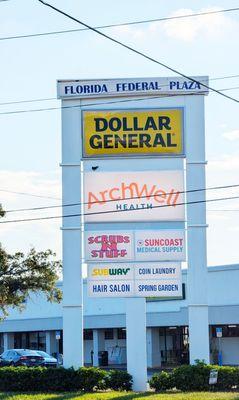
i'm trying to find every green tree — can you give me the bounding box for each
[0,204,62,317]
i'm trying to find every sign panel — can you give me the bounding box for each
[85,230,185,262]
[88,263,134,280]
[134,279,182,297]
[216,327,223,338]
[87,262,182,298]
[57,76,209,99]
[88,280,134,297]
[209,370,218,385]
[133,262,181,280]
[135,230,186,261]
[83,109,183,158]
[84,170,185,222]
[55,331,61,340]
[88,262,180,280]
[85,231,134,262]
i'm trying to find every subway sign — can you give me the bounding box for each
[83,109,183,157]
[87,262,182,298]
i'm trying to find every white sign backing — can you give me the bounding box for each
[85,231,134,262]
[84,170,185,222]
[135,230,185,261]
[87,262,182,298]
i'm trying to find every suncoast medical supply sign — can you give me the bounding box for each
[84,170,185,222]
[87,262,182,298]
[135,230,185,261]
[85,230,186,262]
[83,109,183,157]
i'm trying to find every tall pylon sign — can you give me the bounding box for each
[58,76,209,391]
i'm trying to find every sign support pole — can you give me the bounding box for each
[61,102,84,368]
[126,297,147,392]
[186,95,210,364]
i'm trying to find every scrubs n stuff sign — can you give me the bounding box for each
[85,230,186,262]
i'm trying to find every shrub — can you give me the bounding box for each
[76,367,107,392]
[149,363,239,393]
[105,369,133,391]
[170,363,239,392]
[0,366,107,392]
[149,371,174,392]
[214,366,238,391]
[172,364,211,391]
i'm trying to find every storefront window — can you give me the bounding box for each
[13,332,46,351]
[117,328,126,340]
[21,333,27,349]
[159,326,189,366]
[83,330,93,340]
[212,325,239,337]
[105,329,114,340]
[29,332,38,349]
[38,332,46,350]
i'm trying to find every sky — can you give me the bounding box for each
[0,0,239,266]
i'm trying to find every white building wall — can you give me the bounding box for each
[3,265,239,325]
[2,265,239,365]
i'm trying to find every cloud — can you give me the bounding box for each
[0,170,62,257]
[222,129,239,141]
[110,7,238,45]
[209,155,239,172]
[161,7,237,42]
[111,25,145,40]
[0,170,61,204]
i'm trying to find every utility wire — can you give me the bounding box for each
[37,0,239,104]
[0,97,56,106]
[0,189,60,200]
[0,85,239,116]
[1,194,239,224]
[0,93,205,116]
[0,77,238,107]
[1,7,239,41]
[4,182,239,214]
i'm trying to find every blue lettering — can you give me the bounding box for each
[169,81,176,89]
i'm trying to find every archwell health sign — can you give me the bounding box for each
[84,170,185,222]
[83,109,183,158]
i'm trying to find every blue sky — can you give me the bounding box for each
[0,0,239,266]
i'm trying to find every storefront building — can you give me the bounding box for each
[1,264,239,367]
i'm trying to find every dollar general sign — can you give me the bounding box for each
[83,109,183,157]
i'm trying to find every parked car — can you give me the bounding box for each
[36,351,57,367]
[0,349,44,367]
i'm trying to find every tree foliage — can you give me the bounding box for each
[0,204,62,317]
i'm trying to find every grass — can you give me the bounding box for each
[0,392,239,400]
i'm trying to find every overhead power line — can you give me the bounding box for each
[37,0,239,104]
[1,7,239,41]
[4,182,239,214]
[0,85,239,117]
[0,97,56,106]
[1,194,239,224]
[0,189,60,200]
[0,76,238,107]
